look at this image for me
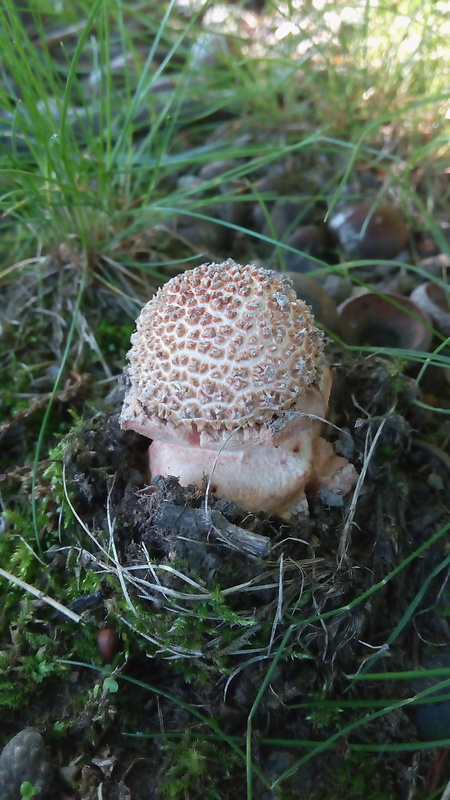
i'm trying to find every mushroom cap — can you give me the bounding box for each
[120,259,326,442]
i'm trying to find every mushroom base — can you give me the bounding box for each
[149,433,357,520]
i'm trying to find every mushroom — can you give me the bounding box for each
[283,271,341,334]
[120,259,357,519]
[328,202,409,261]
[410,281,450,337]
[337,291,433,352]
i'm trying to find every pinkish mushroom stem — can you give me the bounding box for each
[120,260,357,520]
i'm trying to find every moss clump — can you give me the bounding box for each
[159,734,242,800]
[309,752,397,800]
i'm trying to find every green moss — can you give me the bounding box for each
[309,752,397,800]
[0,449,105,716]
[94,318,135,357]
[159,734,241,800]
[104,569,266,680]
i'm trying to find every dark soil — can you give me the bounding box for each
[2,337,450,798]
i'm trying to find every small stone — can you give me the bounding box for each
[411,654,450,741]
[0,728,53,800]
[428,473,444,491]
